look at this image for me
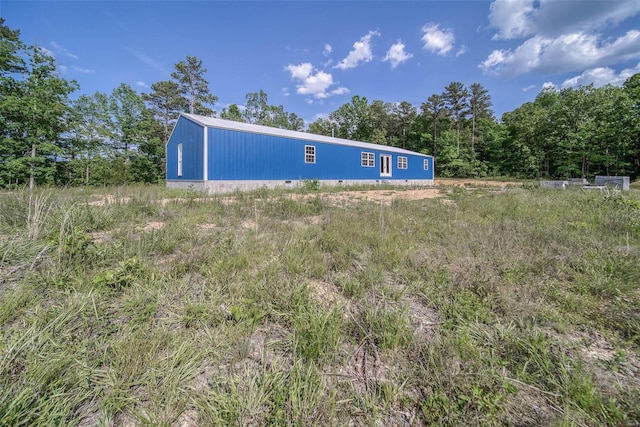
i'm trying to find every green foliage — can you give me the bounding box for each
[302,177,320,191]
[171,55,217,116]
[92,257,143,290]
[243,89,304,130]
[501,83,639,179]
[0,42,77,188]
[142,80,183,144]
[291,292,343,363]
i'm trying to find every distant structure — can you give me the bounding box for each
[595,176,630,191]
[540,176,630,191]
[166,113,435,193]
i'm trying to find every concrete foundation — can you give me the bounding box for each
[568,178,589,186]
[540,180,568,189]
[167,179,435,194]
[594,176,630,190]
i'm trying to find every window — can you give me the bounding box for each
[177,143,183,177]
[398,156,408,169]
[305,145,316,164]
[424,159,429,171]
[361,152,375,167]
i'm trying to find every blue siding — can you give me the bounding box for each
[206,127,434,181]
[166,117,204,180]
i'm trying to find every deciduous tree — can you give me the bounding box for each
[220,104,245,122]
[1,45,77,188]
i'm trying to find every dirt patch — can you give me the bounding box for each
[87,195,131,206]
[174,409,199,427]
[307,279,353,314]
[138,221,165,231]
[240,219,257,230]
[85,180,513,209]
[405,298,440,342]
[583,332,617,362]
[305,215,323,225]
[197,223,225,232]
[89,231,111,243]
[288,188,444,207]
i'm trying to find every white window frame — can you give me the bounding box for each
[398,156,408,169]
[177,143,183,177]
[305,145,316,164]
[361,152,375,167]
[424,159,429,171]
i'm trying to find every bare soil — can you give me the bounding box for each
[85,179,522,207]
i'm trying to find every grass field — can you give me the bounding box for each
[1,182,639,426]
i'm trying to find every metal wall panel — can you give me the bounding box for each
[207,127,434,181]
[166,117,204,180]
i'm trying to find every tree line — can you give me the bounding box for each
[1,18,639,189]
[304,80,640,179]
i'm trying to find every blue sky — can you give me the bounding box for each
[3,1,640,125]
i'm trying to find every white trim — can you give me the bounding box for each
[361,152,375,167]
[203,127,208,180]
[397,156,408,169]
[380,154,392,177]
[304,145,316,164]
[177,143,183,177]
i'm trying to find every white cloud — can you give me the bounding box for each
[287,62,313,80]
[136,81,149,88]
[323,44,332,57]
[330,87,350,96]
[124,48,169,74]
[489,0,640,40]
[456,45,468,57]
[479,49,511,73]
[485,1,640,80]
[480,30,640,76]
[282,87,290,96]
[38,46,55,58]
[334,31,380,70]
[58,64,68,73]
[285,62,349,99]
[561,62,640,88]
[421,23,455,56]
[542,81,556,91]
[489,0,536,40]
[50,41,78,59]
[383,40,413,69]
[71,66,95,73]
[522,84,536,92]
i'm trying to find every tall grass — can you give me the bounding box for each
[0,184,639,425]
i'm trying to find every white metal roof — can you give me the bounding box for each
[182,113,432,158]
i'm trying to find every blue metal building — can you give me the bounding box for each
[166,113,434,193]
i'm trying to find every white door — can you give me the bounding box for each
[380,154,391,177]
